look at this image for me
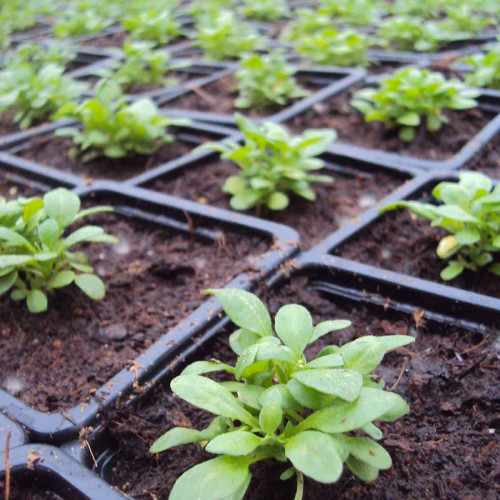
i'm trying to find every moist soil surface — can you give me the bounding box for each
[463,134,500,179]
[13,129,209,182]
[0,211,270,413]
[0,112,23,137]
[98,276,499,499]
[162,72,328,118]
[0,481,60,500]
[285,87,492,161]
[149,158,405,248]
[335,201,500,297]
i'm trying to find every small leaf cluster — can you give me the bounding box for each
[0,188,117,313]
[0,0,54,35]
[318,0,386,26]
[280,8,333,42]
[0,62,88,129]
[240,0,290,21]
[95,41,189,92]
[351,68,479,142]
[198,114,335,212]
[234,51,308,110]
[193,11,263,61]
[122,10,182,46]
[377,16,459,52]
[460,42,500,90]
[151,288,414,500]
[53,1,116,38]
[296,28,371,68]
[55,80,191,161]
[4,42,77,72]
[382,172,500,280]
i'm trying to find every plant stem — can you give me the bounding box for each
[294,471,304,500]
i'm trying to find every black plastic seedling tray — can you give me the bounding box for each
[156,64,365,126]
[0,119,235,187]
[62,250,497,499]
[0,182,298,444]
[0,444,124,500]
[311,170,500,322]
[0,413,27,451]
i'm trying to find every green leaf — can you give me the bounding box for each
[397,112,420,126]
[43,188,81,227]
[0,227,34,249]
[171,375,257,427]
[310,320,351,343]
[267,192,289,210]
[284,431,343,483]
[27,289,47,313]
[346,437,392,470]
[222,176,246,195]
[170,456,251,500]
[298,388,406,433]
[206,431,261,456]
[182,361,235,376]
[74,274,105,300]
[274,304,313,356]
[150,428,204,453]
[346,456,379,482]
[0,255,33,269]
[47,270,75,289]
[287,379,336,410]
[205,289,272,337]
[63,225,105,248]
[306,354,344,369]
[221,382,264,410]
[0,271,17,296]
[292,369,363,402]
[440,262,464,281]
[338,336,385,375]
[259,402,282,434]
[378,393,410,422]
[38,218,61,248]
[229,328,260,355]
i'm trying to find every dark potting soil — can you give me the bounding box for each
[149,158,405,248]
[0,175,41,199]
[0,212,270,413]
[98,276,499,499]
[0,480,60,500]
[162,73,327,118]
[335,205,500,297]
[14,131,206,182]
[285,88,492,161]
[0,111,22,137]
[463,134,500,179]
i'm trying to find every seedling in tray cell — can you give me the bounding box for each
[350,67,480,142]
[197,114,335,212]
[381,172,500,280]
[295,28,371,68]
[122,9,182,46]
[55,79,191,161]
[0,188,117,313]
[240,0,290,21]
[280,8,333,42]
[3,41,77,71]
[0,62,88,129]
[192,10,264,61]
[234,51,308,110]
[318,0,386,26]
[459,41,500,90]
[93,41,190,92]
[150,288,414,500]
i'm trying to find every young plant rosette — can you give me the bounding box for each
[150,289,414,500]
